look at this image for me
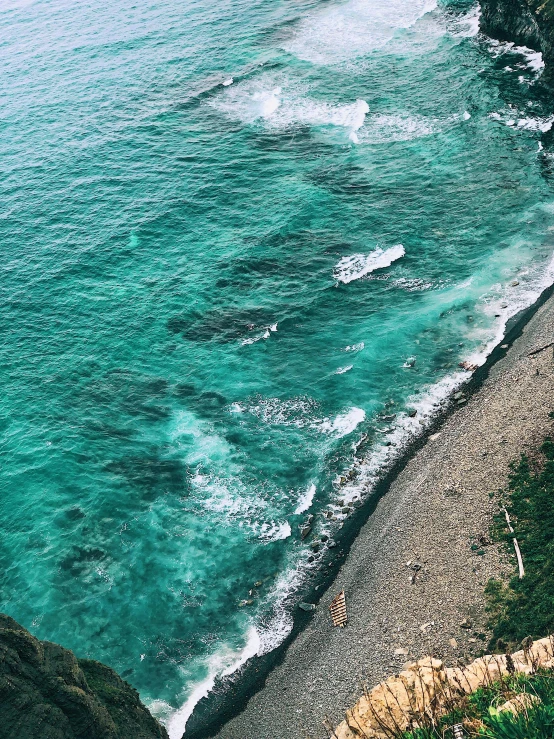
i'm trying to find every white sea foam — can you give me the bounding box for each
[393,277,436,291]
[245,396,318,427]
[320,407,365,437]
[358,113,439,144]
[282,0,438,65]
[164,627,261,738]
[521,48,544,72]
[450,6,480,38]
[258,521,292,542]
[335,365,353,374]
[241,322,277,345]
[212,78,444,145]
[256,566,303,655]
[212,81,369,141]
[222,78,233,86]
[344,342,364,352]
[485,38,544,75]
[334,245,405,284]
[517,116,554,132]
[253,87,281,118]
[489,109,554,133]
[294,483,316,514]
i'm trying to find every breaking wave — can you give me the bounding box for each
[334,245,405,284]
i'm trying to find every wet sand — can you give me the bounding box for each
[213,292,554,739]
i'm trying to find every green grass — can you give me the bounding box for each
[486,438,554,652]
[399,672,554,738]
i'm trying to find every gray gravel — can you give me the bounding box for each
[214,295,554,739]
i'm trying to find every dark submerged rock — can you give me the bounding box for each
[0,613,168,739]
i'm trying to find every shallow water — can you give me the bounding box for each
[2,0,554,734]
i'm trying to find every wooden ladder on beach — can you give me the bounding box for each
[330,590,347,627]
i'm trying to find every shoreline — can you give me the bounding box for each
[182,283,554,739]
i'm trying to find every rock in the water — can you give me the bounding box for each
[0,613,168,739]
[298,602,316,612]
[479,0,554,84]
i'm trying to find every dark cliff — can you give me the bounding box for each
[480,0,554,83]
[0,613,169,739]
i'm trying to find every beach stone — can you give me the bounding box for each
[341,507,351,515]
[511,280,520,286]
[327,539,337,548]
[300,525,312,539]
[408,409,417,417]
[460,618,472,629]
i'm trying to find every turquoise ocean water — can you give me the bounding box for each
[2,0,554,734]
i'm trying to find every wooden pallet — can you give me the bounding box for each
[329,590,347,627]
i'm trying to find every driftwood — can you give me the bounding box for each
[330,590,348,627]
[503,507,525,579]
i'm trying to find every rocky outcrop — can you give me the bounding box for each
[0,613,168,739]
[334,636,554,739]
[480,0,554,83]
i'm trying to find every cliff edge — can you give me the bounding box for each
[480,0,554,82]
[0,613,168,739]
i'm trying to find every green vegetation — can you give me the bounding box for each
[398,672,554,738]
[486,439,554,652]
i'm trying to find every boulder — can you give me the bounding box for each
[0,613,168,739]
